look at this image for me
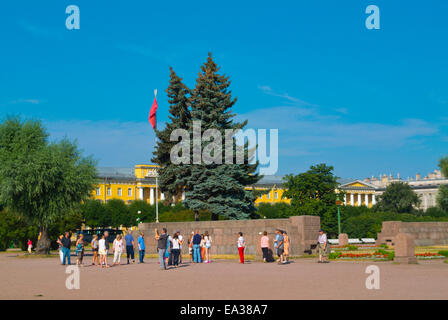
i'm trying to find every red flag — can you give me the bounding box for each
[149,90,158,129]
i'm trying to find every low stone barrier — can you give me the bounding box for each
[134,215,320,257]
[376,221,448,246]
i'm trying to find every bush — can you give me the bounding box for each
[345,245,358,251]
[438,250,448,258]
[0,210,38,251]
[329,252,342,259]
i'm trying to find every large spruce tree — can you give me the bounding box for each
[152,67,191,203]
[182,53,261,220]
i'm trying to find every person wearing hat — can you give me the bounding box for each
[317,229,329,263]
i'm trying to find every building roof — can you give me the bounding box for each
[97,167,135,179]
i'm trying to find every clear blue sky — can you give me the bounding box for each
[1,0,447,179]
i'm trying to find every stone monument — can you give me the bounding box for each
[338,233,348,246]
[393,233,417,264]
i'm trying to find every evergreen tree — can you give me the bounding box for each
[183,53,261,220]
[152,67,191,203]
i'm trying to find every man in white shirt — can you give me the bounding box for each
[317,229,328,263]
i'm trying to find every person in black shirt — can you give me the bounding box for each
[57,232,71,265]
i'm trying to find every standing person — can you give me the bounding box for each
[274,229,281,262]
[27,239,32,254]
[75,234,85,266]
[260,231,270,262]
[317,229,329,263]
[237,232,245,264]
[112,234,124,266]
[276,230,285,264]
[103,231,110,266]
[91,234,99,266]
[282,231,290,264]
[171,233,181,267]
[98,234,109,268]
[125,230,135,264]
[165,232,172,266]
[177,230,184,264]
[60,232,71,265]
[188,231,194,263]
[155,228,169,270]
[138,232,146,263]
[200,234,206,262]
[204,231,212,263]
[192,230,202,263]
[58,235,64,264]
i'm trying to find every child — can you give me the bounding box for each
[27,239,32,254]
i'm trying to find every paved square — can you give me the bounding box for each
[0,253,447,299]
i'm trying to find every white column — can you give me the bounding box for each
[344,194,347,205]
[357,194,361,207]
[182,191,185,200]
[161,192,165,201]
[138,187,144,200]
[365,194,369,207]
[372,194,376,205]
[350,193,354,206]
[150,188,155,205]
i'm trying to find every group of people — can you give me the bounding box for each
[55,227,329,267]
[260,229,290,264]
[56,230,147,268]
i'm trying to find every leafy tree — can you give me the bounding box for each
[128,200,155,224]
[105,199,129,228]
[282,163,342,236]
[152,67,192,202]
[256,203,290,219]
[0,117,96,254]
[0,209,38,251]
[81,199,109,228]
[436,156,448,212]
[374,181,420,213]
[183,53,261,220]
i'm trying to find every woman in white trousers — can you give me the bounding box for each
[112,235,124,266]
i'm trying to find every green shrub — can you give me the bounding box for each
[438,250,448,258]
[345,245,358,251]
[328,252,342,259]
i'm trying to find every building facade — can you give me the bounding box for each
[92,165,445,211]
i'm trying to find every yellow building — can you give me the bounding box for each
[337,179,377,208]
[92,165,290,205]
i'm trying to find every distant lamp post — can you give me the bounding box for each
[336,196,343,235]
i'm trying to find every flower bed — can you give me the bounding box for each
[329,250,392,261]
[415,252,445,260]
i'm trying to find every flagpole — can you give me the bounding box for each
[154,89,159,223]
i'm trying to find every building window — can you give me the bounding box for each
[107,188,111,196]
[95,187,101,196]
[117,188,122,196]
[274,192,278,200]
[267,192,270,199]
[128,188,132,197]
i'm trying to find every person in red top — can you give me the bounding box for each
[27,239,32,254]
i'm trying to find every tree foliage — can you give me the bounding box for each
[282,163,342,235]
[374,181,420,213]
[0,116,97,253]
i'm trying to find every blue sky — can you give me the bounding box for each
[1,0,447,179]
